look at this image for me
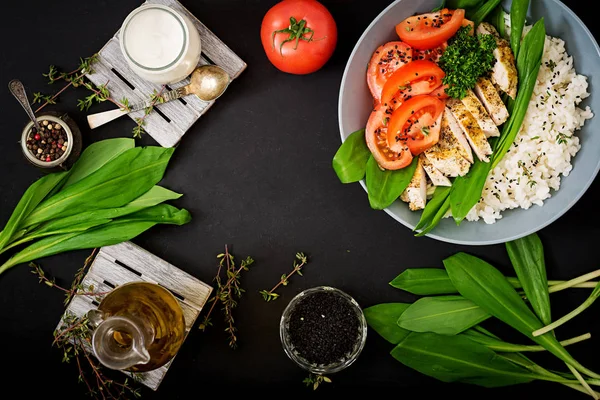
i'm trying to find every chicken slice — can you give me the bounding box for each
[474,77,509,126]
[443,109,474,163]
[400,159,427,211]
[425,112,472,177]
[461,89,500,138]
[477,22,518,99]
[419,154,452,187]
[447,99,492,163]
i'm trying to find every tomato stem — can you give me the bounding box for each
[271,17,319,56]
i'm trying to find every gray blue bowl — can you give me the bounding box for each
[338,0,600,245]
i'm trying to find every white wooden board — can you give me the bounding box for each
[57,241,212,391]
[85,0,246,147]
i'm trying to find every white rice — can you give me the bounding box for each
[464,28,593,224]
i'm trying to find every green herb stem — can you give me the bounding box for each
[533,282,600,337]
[567,363,599,399]
[546,270,600,293]
[480,333,591,353]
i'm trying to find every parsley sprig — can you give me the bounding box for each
[439,26,497,99]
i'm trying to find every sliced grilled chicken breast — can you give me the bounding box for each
[461,89,500,138]
[474,77,509,126]
[447,99,493,163]
[425,113,472,177]
[420,154,452,187]
[443,110,474,163]
[400,159,427,211]
[477,22,518,99]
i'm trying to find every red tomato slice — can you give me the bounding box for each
[387,95,445,155]
[414,42,447,63]
[380,60,445,108]
[430,84,449,100]
[367,42,413,103]
[396,8,465,50]
[366,105,413,170]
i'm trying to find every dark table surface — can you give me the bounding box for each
[1,0,599,398]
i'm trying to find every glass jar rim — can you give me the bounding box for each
[279,286,368,374]
[21,115,73,168]
[120,4,189,72]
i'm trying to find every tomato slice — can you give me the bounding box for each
[366,105,413,170]
[396,8,465,50]
[430,84,449,100]
[367,41,413,103]
[387,95,445,155]
[414,42,447,63]
[380,60,445,108]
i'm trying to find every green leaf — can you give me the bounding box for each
[62,138,135,189]
[492,19,545,169]
[364,303,411,344]
[398,296,490,335]
[390,268,458,295]
[0,172,69,251]
[0,205,191,274]
[447,0,485,9]
[443,252,600,379]
[20,146,175,228]
[366,156,418,210]
[449,159,492,224]
[414,186,451,234]
[431,0,446,12]
[506,233,551,325]
[489,5,507,39]
[510,0,530,58]
[469,0,502,26]
[332,129,371,184]
[391,332,535,387]
[3,186,182,252]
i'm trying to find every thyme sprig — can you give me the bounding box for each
[198,245,254,349]
[260,252,308,301]
[34,55,127,113]
[133,87,166,138]
[33,249,141,399]
[303,373,331,390]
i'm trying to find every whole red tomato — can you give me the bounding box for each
[261,0,337,75]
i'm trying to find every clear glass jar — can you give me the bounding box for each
[119,4,201,84]
[279,286,368,374]
[21,114,74,169]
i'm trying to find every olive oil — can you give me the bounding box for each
[96,282,185,372]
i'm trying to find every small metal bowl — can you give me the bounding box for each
[279,286,368,375]
[21,114,76,169]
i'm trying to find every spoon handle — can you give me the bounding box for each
[86,86,191,130]
[8,79,41,130]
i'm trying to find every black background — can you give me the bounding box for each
[1,0,598,398]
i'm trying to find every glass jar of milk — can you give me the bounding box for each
[119,4,201,84]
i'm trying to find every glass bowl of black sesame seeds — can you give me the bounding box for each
[279,286,367,375]
[21,115,74,169]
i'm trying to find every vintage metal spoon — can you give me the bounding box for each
[9,79,42,131]
[87,65,230,129]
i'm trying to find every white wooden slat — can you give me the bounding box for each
[99,242,212,310]
[85,0,246,148]
[149,0,247,78]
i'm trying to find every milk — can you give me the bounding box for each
[123,8,185,69]
[119,4,202,84]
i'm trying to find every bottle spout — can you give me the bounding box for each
[131,343,151,366]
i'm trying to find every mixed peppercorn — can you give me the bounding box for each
[26,119,68,163]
